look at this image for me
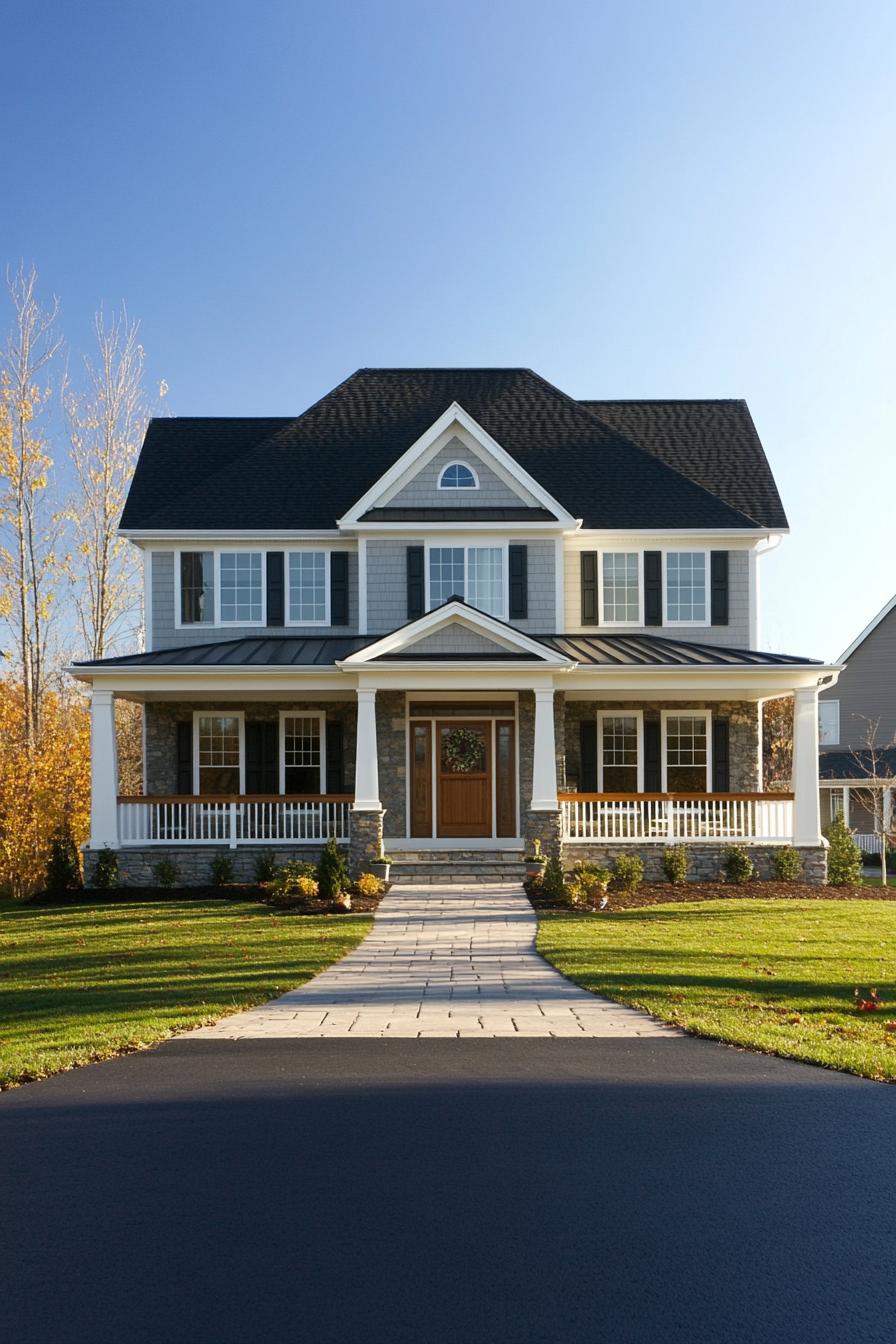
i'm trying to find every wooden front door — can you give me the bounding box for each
[437,720,492,838]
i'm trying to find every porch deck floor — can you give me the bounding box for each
[187,884,675,1039]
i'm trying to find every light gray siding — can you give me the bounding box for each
[517,540,556,633]
[819,603,896,749]
[405,626,512,655]
[387,437,539,509]
[150,550,359,650]
[563,546,751,648]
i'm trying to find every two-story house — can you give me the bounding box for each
[69,368,838,883]
[818,594,896,852]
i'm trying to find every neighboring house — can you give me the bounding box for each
[818,595,896,852]
[68,368,838,884]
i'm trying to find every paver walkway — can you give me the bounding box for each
[189,883,674,1038]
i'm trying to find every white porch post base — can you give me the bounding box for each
[792,685,822,847]
[530,687,559,811]
[89,687,119,849]
[353,687,381,812]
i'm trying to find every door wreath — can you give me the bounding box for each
[442,727,485,774]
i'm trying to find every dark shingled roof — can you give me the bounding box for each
[73,632,819,670]
[120,370,786,532]
[819,748,896,780]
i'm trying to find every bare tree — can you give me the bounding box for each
[0,265,64,747]
[848,717,896,888]
[64,307,158,660]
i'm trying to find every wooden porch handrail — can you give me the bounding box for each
[117,794,355,804]
[558,791,794,803]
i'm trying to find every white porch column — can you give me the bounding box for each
[89,687,119,848]
[792,685,822,846]
[531,687,559,811]
[353,688,381,811]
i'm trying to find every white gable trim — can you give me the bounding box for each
[338,600,574,666]
[336,402,578,528]
[839,591,896,662]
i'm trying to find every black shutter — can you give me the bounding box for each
[711,551,729,626]
[644,551,662,626]
[326,721,344,794]
[579,719,597,793]
[330,551,349,626]
[266,552,284,627]
[407,545,424,619]
[581,552,598,625]
[176,721,193,795]
[644,718,662,791]
[245,722,278,794]
[508,545,528,620]
[712,719,730,793]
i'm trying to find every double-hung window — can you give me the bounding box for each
[663,712,710,791]
[665,552,708,624]
[598,713,642,791]
[179,552,214,625]
[818,700,840,746]
[601,553,640,624]
[288,551,328,624]
[280,713,325,793]
[428,545,505,616]
[195,714,243,794]
[219,551,263,623]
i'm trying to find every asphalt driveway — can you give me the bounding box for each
[2,1035,893,1344]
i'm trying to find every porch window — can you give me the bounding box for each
[599,713,641,791]
[601,553,640,624]
[665,552,707,624]
[829,788,845,822]
[663,713,710,791]
[288,551,327,623]
[428,546,505,616]
[196,714,243,794]
[219,551,263,623]
[281,714,324,793]
[180,552,214,624]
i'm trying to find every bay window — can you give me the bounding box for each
[601,553,640,624]
[665,552,707,624]
[663,712,710,791]
[219,551,263,623]
[288,551,328,623]
[195,714,244,794]
[428,545,505,616]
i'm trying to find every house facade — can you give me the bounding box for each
[818,594,896,852]
[70,369,837,883]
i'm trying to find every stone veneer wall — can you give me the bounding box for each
[563,700,760,793]
[376,691,406,839]
[563,842,827,884]
[349,810,384,876]
[87,844,333,888]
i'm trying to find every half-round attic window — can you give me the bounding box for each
[438,462,479,490]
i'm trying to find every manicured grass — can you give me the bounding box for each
[0,898,372,1088]
[538,899,896,1081]
[863,875,896,888]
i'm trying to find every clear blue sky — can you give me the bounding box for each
[3,0,894,661]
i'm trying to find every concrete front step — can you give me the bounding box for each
[387,851,526,885]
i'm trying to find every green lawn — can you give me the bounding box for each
[0,898,372,1088]
[537,899,896,1081]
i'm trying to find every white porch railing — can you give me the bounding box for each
[561,793,795,844]
[117,796,353,848]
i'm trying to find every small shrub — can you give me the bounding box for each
[566,861,612,904]
[153,856,180,889]
[265,858,318,904]
[253,851,278,884]
[354,872,384,897]
[825,815,863,887]
[722,845,754,884]
[317,836,350,902]
[209,853,235,887]
[45,827,83,896]
[613,854,644,893]
[541,855,566,901]
[92,846,120,890]
[662,846,689,885]
[564,872,590,906]
[771,846,803,882]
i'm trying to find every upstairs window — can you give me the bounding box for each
[288,551,327,624]
[818,700,840,746]
[438,462,478,490]
[601,552,640,624]
[219,551,263,623]
[665,552,707,624]
[428,545,504,616]
[180,552,214,625]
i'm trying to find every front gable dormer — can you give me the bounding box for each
[340,600,574,666]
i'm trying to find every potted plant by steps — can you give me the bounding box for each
[525,837,546,879]
[370,846,391,883]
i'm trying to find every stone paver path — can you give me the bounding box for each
[189,884,675,1039]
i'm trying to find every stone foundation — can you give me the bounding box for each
[85,844,333,888]
[349,809,385,876]
[563,842,828,885]
[523,810,563,862]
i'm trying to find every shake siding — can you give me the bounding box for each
[563,545,752,648]
[408,627,512,655]
[819,605,896,748]
[387,437,539,508]
[151,550,359,649]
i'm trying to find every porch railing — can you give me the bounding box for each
[117,796,354,848]
[560,793,795,844]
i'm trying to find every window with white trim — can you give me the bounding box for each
[288,551,327,623]
[219,551,263,623]
[829,788,845,822]
[438,462,478,489]
[599,713,641,792]
[818,700,840,746]
[196,714,242,795]
[601,553,640,624]
[664,713,710,791]
[180,552,214,625]
[665,552,707,623]
[428,545,505,616]
[281,714,324,793]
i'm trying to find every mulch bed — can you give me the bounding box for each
[528,879,893,913]
[26,884,386,912]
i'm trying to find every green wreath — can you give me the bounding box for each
[443,727,485,774]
